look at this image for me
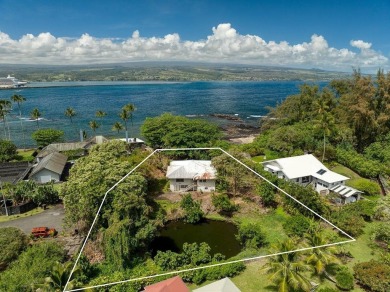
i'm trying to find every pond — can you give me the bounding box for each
[151,219,241,259]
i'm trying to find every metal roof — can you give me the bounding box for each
[144,276,189,292]
[193,277,241,292]
[30,152,68,177]
[166,160,217,180]
[330,184,362,197]
[263,154,349,183]
[0,162,31,184]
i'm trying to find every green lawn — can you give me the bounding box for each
[15,149,36,162]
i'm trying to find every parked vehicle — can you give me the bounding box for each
[31,227,57,238]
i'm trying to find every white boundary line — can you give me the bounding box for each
[64,147,355,291]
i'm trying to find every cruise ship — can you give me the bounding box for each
[0,75,28,89]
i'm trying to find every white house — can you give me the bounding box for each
[262,154,362,204]
[166,160,216,192]
[30,152,68,183]
[193,277,241,292]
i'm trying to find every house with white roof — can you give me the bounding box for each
[262,154,362,204]
[193,277,241,292]
[166,160,216,192]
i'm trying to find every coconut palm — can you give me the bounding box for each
[262,239,312,292]
[64,107,77,124]
[112,121,124,133]
[0,100,12,140]
[119,103,136,143]
[10,94,26,117]
[33,261,80,291]
[95,110,106,133]
[30,108,41,129]
[305,231,340,280]
[89,120,99,134]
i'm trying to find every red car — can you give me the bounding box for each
[31,227,57,238]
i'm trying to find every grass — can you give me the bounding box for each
[15,149,36,162]
[329,162,361,180]
[251,155,265,163]
[0,207,44,222]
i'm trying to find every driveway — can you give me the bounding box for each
[0,204,65,234]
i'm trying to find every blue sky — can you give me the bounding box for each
[0,0,389,71]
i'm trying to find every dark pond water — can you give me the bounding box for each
[151,219,241,259]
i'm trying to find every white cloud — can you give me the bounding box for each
[0,23,388,71]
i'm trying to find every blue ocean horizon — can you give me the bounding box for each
[0,81,325,147]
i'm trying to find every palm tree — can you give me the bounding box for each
[10,94,26,117]
[112,121,124,133]
[95,110,106,133]
[0,100,12,140]
[33,261,80,291]
[119,103,136,143]
[64,107,76,124]
[262,239,312,292]
[10,94,27,146]
[30,108,41,129]
[89,120,99,134]
[314,97,335,162]
[305,231,340,281]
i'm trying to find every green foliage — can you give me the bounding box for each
[61,140,133,228]
[280,180,329,217]
[180,194,204,223]
[154,242,245,285]
[371,223,390,246]
[32,128,64,147]
[335,266,354,290]
[341,199,376,221]
[347,178,381,196]
[336,147,385,178]
[353,260,390,292]
[236,222,267,249]
[331,208,366,237]
[141,113,222,148]
[283,215,311,237]
[0,139,17,162]
[0,241,65,291]
[256,181,276,207]
[374,195,390,221]
[211,193,237,215]
[316,288,338,292]
[0,227,28,270]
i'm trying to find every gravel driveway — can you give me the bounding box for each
[0,204,65,234]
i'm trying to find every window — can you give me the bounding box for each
[316,169,327,175]
[296,178,299,182]
[302,176,310,183]
[198,179,206,182]
[180,185,188,189]
[176,179,184,182]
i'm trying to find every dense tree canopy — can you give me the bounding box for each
[0,227,28,271]
[32,128,64,147]
[141,113,222,148]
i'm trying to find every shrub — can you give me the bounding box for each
[331,210,365,237]
[347,179,381,196]
[316,288,338,292]
[335,266,354,290]
[342,200,376,221]
[336,147,385,178]
[0,227,28,271]
[257,181,276,207]
[211,193,237,215]
[0,139,17,162]
[374,196,390,221]
[0,241,65,291]
[353,260,390,292]
[236,222,267,249]
[371,223,390,246]
[180,194,204,223]
[283,215,311,237]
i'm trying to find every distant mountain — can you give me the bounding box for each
[0,62,352,82]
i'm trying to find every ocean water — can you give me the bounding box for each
[0,81,320,147]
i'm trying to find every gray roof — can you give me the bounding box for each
[193,277,241,292]
[36,142,90,158]
[30,152,68,177]
[330,184,362,197]
[0,162,31,184]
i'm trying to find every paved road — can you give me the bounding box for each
[0,204,65,234]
